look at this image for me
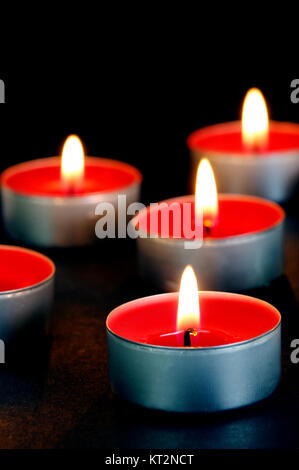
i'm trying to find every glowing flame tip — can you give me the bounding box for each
[195,158,218,229]
[242,88,269,149]
[177,265,200,331]
[61,134,85,190]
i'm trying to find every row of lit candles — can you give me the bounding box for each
[0,87,297,413]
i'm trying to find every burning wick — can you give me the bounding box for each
[204,223,211,236]
[183,328,198,347]
[64,180,77,196]
[242,88,269,151]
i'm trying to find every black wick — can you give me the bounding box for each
[204,224,211,236]
[184,328,197,347]
[66,181,78,197]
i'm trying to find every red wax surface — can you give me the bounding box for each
[187,121,299,155]
[107,292,281,348]
[145,328,235,347]
[1,157,142,197]
[135,195,284,239]
[0,245,55,293]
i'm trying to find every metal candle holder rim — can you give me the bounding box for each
[106,291,281,351]
[1,156,143,201]
[0,245,55,295]
[187,120,299,158]
[132,194,285,244]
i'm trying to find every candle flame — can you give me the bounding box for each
[177,265,200,331]
[195,158,218,229]
[61,135,85,192]
[242,88,269,150]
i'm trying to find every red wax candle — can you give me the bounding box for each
[136,194,284,240]
[187,90,299,202]
[0,245,55,343]
[107,292,280,348]
[133,194,285,291]
[1,147,142,247]
[106,291,281,412]
[0,245,54,292]
[2,157,141,198]
[188,121,299,156]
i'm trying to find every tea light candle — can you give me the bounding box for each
[133,159,285,292]
[1,135,142,247]
[0,245,55,343]
[187,88,299,202]
[107,266,281,413]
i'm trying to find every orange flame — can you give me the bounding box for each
[242,88,269,150]
[61,135,85,192]
[195,158,218,230]
[177,265,200,331]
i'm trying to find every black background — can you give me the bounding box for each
[0,64,299,455]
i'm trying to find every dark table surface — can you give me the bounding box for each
[0,198,299,450]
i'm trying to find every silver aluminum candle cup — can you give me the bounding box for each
[0,245,55,344]
[1,157,142,247]
[133,195,285,292]
[107,292,281,413]
[188,122,299,203]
